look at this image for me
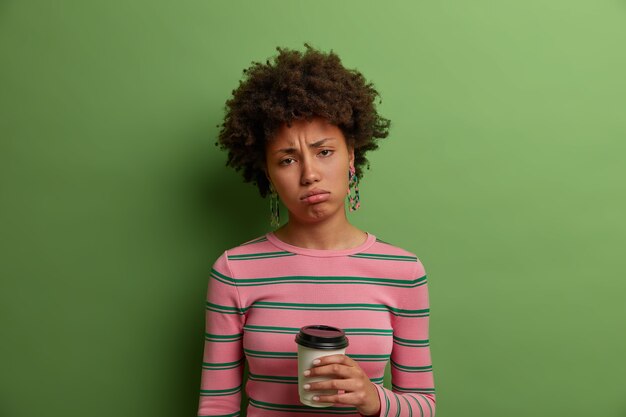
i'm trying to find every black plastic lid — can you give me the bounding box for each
[295,325,349,350]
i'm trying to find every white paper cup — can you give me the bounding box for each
[295,325,349,408]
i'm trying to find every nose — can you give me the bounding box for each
[300,155,320,185]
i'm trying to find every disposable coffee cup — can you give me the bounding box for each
[295,325,349,407]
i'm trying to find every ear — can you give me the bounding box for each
[348,145,355,169]
[262,165,274,190]
[261,159,269,179]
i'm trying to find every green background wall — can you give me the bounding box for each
[1,1,625,416]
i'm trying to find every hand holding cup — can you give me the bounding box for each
[295,325,380,416]
[304,353,381,416]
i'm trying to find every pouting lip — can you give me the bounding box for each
[300,189,330,200]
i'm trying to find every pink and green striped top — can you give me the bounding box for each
[197,232,436,417]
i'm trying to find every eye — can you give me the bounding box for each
[319,149,333,157]
[279,158,295,166]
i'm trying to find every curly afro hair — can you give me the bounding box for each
[217,43,391,198]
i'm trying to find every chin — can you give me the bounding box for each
[300,205,344,223]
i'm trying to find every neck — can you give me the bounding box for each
[273,211,366,250]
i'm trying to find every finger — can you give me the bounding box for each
[306,378,359,392]
[314,391,366,406]
[306,363,356,379]
[313,354,354,367]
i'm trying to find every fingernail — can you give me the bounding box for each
[303,370,310,376]
[313,396,319,401]
[312,359,320,365]
[303,384,310,390]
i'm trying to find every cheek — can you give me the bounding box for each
[334,166,349,183]
[272,174,297,198]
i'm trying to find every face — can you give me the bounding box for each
[265,117,355,225]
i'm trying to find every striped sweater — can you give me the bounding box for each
[197,232,436,417]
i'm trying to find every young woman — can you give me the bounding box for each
[198,45,436,417]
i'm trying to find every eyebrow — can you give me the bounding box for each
[273,138,335,155]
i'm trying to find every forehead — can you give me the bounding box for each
[268,117,346,147]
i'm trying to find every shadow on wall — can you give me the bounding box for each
[178,132,268,415]
[196,149,269,248]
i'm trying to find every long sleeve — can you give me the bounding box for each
[197,251,245,417]
[373,259,436,417]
